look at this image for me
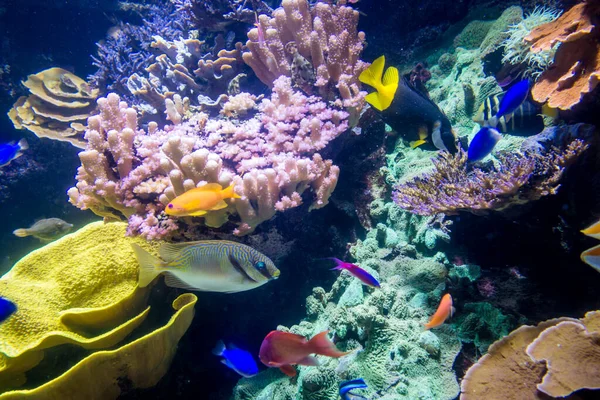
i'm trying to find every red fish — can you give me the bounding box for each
[325,258,380,288]
[259,330,349,377]
[424,294,454,330]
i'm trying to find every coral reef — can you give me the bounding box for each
[392,131,588,216]
[0,222,158,391]
[68,76,347,238]
[8,68,98,148]
[0,293,196,399]
[173,0,272,30]
[478,6,524,59]
[525,1,600,110]
[501,6,562,79]
[461,310,600,399]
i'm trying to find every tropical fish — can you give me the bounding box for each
[424,293,455,330]
[0,297,17,324]
[488,80,530,128]
[13,218,73,242]
[131,240,280,293]
[325,258,380,288]
[467,127,502,162]
[165,183,241,217]
[360,56,458,153]
[0,139,28,167]
[340,378,369,400]
[580,219,600,273]
[259,330,349,377]
[473,94,545,135]
[213,340,259,378]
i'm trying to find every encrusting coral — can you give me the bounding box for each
[525,0,600,110]
[0,222,159,391]
[460,310,600,399]
[68,76,347,238]
[8,68,98,148]
[0,293,197,400]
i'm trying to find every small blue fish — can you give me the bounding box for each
[340,378,369,400]
[491,80,530,126]
[325,258,380,288]
[0,297,17,324]
[213,340,259,378]
[468,127,502,162]
[0,139,28,167]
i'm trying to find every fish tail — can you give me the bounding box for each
[12,229,29,238]
[359,55,385,90]
[212,340,226,356]
[321,257,345,270]
[131,244,161,288]
[308,331,350,358]
[18,139,28,151]
[222,183,241,199]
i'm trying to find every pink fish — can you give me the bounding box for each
[325,258,380,288]
[254,12,265,46]
[259,330,349,377]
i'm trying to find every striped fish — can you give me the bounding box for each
[473,94,545,135]
[132,241,280,293]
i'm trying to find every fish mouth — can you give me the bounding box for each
[271,270,280,279]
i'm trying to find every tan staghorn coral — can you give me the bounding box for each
[525,1,600,110]
[8,68,98,148]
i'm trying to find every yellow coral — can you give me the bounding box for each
[0,293,197,399]
[0,222,159,388]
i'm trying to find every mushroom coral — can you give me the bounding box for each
[7,68,98,148]
[0,293,197,400]
[0,222,159,391]
[460,311,600,399]
[525,1,600,110]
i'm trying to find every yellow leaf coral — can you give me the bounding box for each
[0,221,159,389]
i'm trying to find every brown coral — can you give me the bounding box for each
[525,1,600,110]
[7,68,98,148]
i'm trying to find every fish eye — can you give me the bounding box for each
[168,204,174,209]
[255,261,266,270]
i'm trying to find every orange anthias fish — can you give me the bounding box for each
[259,330,350,377]
[424,294,455,330]
[165,183,241,217]
[580,219,600,273]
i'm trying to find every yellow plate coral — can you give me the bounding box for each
[0,221,159,386]
[0,293,197,400]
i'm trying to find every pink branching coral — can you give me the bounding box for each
[68,77,347,239]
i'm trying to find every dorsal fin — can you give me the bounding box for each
[194,183,223,192]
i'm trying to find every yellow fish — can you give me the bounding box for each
[165,183,241,217]
[359,55,399,111]
[580,219,600,273]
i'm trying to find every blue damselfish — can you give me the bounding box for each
[468,127,502,162]
[340,378,369,400]
[213,340,259,378]
[0,297,17,324]
[494,80,530,123]
[0,139,28,167]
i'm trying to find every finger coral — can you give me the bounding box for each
[0,222,157,391]
[68,76,348,239]
[392,135,588,216]
[525,1,600,110]
[8,68,98,148]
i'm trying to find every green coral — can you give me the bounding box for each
[453,302,515,353]
[479,6,524,57]
[454,20,494,49]
[501,6,562,79]
[448,264,481,282]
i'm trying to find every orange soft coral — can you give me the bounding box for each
[525,1,600,110]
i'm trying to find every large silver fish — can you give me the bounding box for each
[132,241,280,293]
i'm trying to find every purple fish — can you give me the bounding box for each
[325,258,380,288]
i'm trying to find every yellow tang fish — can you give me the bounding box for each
[165,183,241,217]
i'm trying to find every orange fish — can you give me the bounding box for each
[581,219,600,273]
[424,294,454,330]
[259,330,349,377]
[165,183,240,217]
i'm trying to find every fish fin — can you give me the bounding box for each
[581,244,600,273]
[12,229,29,238]
[410,139,427,149]
[187,210,208,216]
[209,200,228,211]
[431,122,448,152]
[17,139,28,151]
[213,340,226,356]
[158,243,185,263]
[541,103,558,119]
[131,244,161,288]
[418,125,429,140]
[196,183,223,191]
[297,356,319,366]
[308,331,350,358]
[450,306,456,319]
[488,116,498,128]
[365,91,386,112]
[163,272,198,290]
[221,183,241,199]
[359,56,385,89]
[382,65,399,88]
[504,112,513,123]
[279,365,297,377]
[581,219,600,239]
